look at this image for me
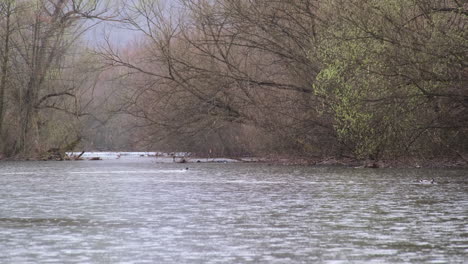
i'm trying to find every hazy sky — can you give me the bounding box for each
[85,21,141,47]
[83,0,182,47]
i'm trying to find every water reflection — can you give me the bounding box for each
[0,160,466,263]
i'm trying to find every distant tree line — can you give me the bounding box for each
[100,0,467,161]
[1,0,466,162]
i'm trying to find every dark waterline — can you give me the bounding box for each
[0,159,467,263]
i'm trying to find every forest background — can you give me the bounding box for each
[0,0,466,165]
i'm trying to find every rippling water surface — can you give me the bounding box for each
[0,159,466,263]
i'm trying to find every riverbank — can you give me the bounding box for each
[150,153,468,169]
[257,155,468,169]
[1,151,467,169]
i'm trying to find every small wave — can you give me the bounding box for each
[147,180,318,185]
[0,217,97,227]
[68,170,188,174]
[0,172,37,175]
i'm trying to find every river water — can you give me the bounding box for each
[0,159,466,263]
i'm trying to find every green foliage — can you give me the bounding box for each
[313,0,467,159]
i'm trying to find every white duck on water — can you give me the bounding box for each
[418,178,436,184]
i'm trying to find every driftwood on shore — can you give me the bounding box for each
[69,151,85,160]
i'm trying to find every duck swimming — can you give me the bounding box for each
[418,178,436,184]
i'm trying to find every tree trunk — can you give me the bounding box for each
[18,14,43,154]
[0,2,12,137]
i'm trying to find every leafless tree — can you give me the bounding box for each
[99,0,466,160]
[0,0,116,157]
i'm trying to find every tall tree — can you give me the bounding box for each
[0,0,113,157]
[0,0,15,139]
